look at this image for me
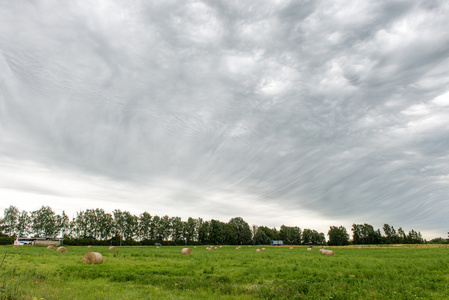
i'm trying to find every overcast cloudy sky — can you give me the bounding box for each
[1,0,448,239]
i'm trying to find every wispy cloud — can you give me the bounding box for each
[1,0,449,238]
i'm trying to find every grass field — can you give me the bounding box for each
[0,244,448,299]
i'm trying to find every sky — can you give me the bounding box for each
[1,0,448,239]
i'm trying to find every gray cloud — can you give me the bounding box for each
[1,0,449,238]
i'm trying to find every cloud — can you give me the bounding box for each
[1,0,449,238]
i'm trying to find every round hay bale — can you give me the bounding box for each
[109,246,117,251]
[289,247,294,250]
[87,245,93,248]
[83,252,103,264]
[181,248,192,255]
[47,245,55,250]
[56,246,68,253]
[256,249,261,252]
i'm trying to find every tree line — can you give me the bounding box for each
[0,205,441,246]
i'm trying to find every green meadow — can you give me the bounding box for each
[0,245,448,299]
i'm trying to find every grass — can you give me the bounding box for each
[0,245,448,299]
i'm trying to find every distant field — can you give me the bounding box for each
[0,244,448,299]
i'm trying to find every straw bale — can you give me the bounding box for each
[47,245,55,250]
[83,252,103,264]
[109,246,117,250]
[56,246,68,253]
[321,249,334,256]
[181,248,193,255]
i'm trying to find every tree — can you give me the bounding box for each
[328,226,349,246]
[152,215,162,241]
[228,217,252,245]
[397,227,406,243]
[16,210,31,237]
[184,217,197,244]
[382,224,398,244]
[209,219,225,245]
[58,211,70,238]
[113,209,125,244]
[170,217,184,244]
[198,221,210,244]
[95,209,113,240]
[351,223,382,244]
[280,225,301,245]
[2,205,19,237]
[122,211,138,241]
[253,227,270,245]
[159,215,171,241]
[139,212,152,241]
[31,206,57,237]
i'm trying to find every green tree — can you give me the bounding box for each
[280,225,301,245]
[228,217,252,245]
[198,221,210,244]
[382,224,398,244]
[139,212,152,241]
[2,205,19,236]
[16,210,31,237]
[253,226,271,245]
[184,217,197,244]
[31,206,57,237]
[170,216,184,244]
[328,226,349,246]
[209,219,225,245]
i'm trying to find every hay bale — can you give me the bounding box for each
[289,247,294,250]
[56,246,68,253]
[109,246,117,251]
[83,252,103,264]
[181,248,193,255]
[87,245,93,248]
[321,249,334,256]
[256,249,261,252]
[47,245,55,250]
